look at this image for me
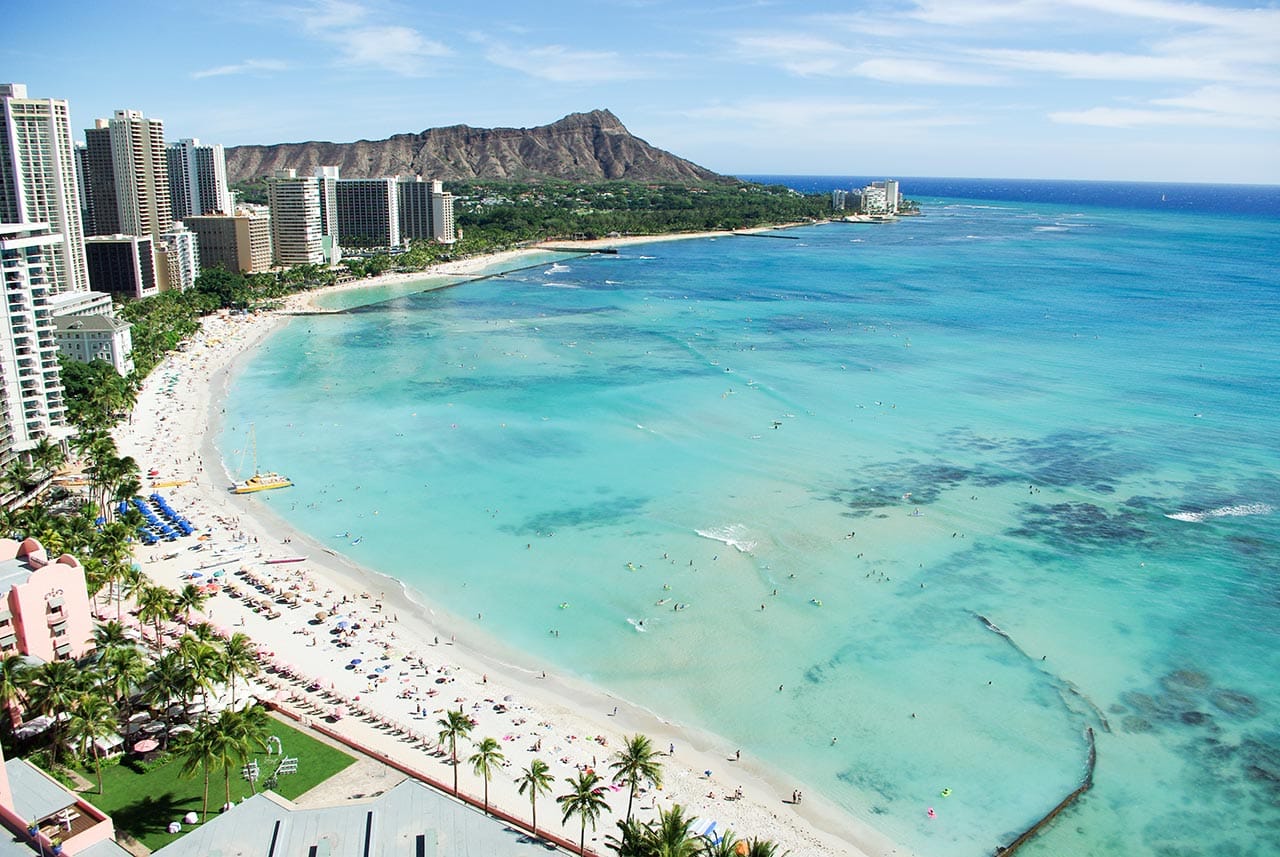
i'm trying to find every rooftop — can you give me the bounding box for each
[151,779,558,857]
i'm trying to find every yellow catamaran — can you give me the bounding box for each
[231,425,293,494]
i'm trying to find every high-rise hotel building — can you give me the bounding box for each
[267,170,325,267]
[80,120,119,235]
[166,138,232,220]
[0,84,89,294]
[106,110,171,242]
[0,223,70,469]
[397,177,456,244]
[337,177,400,249]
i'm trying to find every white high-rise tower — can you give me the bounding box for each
[167,138,232,219]
[0,84,89,293]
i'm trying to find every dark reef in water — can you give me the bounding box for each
[1007,501,1154,549]
[504,495,648,536]
[1112,668,1279,853]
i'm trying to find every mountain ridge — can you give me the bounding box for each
[224,110,728,185]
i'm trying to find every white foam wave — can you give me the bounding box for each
[695,524,758,553]
[542,282,581,289]
[1033,225,1070,232]
[1165,503,1273,523]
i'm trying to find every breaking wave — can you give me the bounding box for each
[695,524,758,553]
[1165,503,1273,523]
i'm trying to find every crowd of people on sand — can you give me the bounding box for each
[105,278,882,857]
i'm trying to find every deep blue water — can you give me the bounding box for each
[222,184,1280,856]
[740,175,1280,218]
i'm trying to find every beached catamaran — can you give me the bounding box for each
[231,424,293,494]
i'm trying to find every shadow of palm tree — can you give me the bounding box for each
[109,790,201,841]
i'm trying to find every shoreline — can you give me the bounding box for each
[286,224,817,313]
[115,227,909,857]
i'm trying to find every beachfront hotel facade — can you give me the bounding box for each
[85,234,159,299]
[855,180,901,216]
[397,177,457,244]
[54,313,134,376]
[267,169,326,267]
[165,137,232,220]
[0,84,90,295]
[336,177,400,249]
[0,222,70,470]
[0,537,93,663]
[184,208,272,275]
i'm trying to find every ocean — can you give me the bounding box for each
[219,178,1280,856]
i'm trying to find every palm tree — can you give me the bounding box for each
[29,435,66,476]
[0,653,32,727]
[135,583,177,653]
[142,650,190,712]
[93,619,132,652]
[741,839,787,857]
[99,645,150,715]
[468,736,506,814]
[66,691,118,794]
[516,758,556,837]
[220,633,259,704]
[230,704,271,796]
[558,770,612,856]
[605,817,652,857]
[436,709,473,795]
[178,634,224,714]
[24,659,86,763]
[606,804,701,857]
[649,804,700,857]
[174,583,208,624]
[214,706,269,805]
[699,832,742,857]
[178,716,221,820]
[610,733,664,824]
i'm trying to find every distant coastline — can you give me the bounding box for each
[739,175,1280,216]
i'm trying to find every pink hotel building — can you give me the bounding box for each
[0,537,93,663]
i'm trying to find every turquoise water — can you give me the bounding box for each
[221,199,1280,856]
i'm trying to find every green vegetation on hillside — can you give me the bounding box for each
[450,178,829,244]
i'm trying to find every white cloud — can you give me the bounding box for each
[1052,84,1280,129]
[684,98,972,131]
[335,25,451,76]
[974,48,1241,82]
[484,43,654,83]
[285,0,451,77]
[191,59,288,79]
[732,33,1000,84]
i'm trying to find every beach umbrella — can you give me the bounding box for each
[349,658,362,665]
[336,621,350,630]
[314,611,328,621]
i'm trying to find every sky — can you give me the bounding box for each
[5,0,1278,183]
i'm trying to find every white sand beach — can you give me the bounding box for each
[112,236,910,857]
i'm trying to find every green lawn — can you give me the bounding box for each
[76,718,357,852]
